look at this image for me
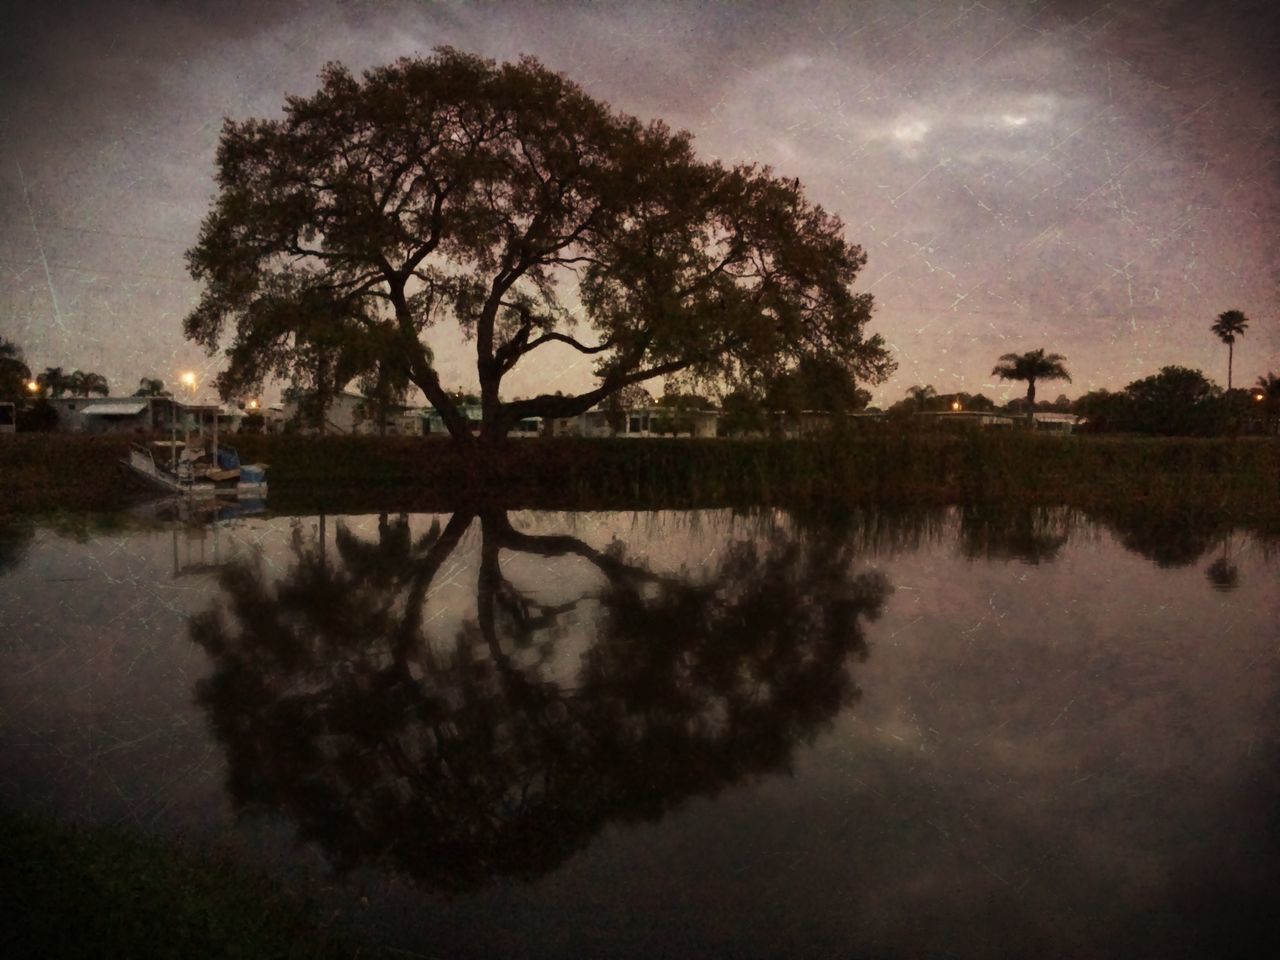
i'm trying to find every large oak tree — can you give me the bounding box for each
[185,48,894,445]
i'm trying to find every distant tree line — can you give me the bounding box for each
[892,362,1278,437]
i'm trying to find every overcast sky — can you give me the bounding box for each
[1,0,1276,405]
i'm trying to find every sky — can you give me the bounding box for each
[1,0,1276,406]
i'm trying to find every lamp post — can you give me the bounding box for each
[178,372,198,472]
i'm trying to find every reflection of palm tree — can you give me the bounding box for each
[189,510,891,891]
[1205,530,1241,591]
[991,349,1071,421]
[1205,556,1240,591]
[1209,309,1248,390]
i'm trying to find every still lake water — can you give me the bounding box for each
[2,504,1278,958]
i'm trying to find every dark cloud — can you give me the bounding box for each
[1,0,1276,403]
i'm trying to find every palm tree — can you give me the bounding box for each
[1209,309,1248,390]
[133,377,170,397]
[991,349,1071,423]
[906,384,936,411]
[66,370,110,397]
[37,366,68,397]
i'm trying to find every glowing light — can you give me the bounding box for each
[247,399,259,410]
[26,379,40,393]
[952,400,962,411]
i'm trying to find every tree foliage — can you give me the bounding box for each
[0,338,32,399]
[65,370,110,397]
[763,355,872,417]
[184,49,894,445]
[133,377,171,397]
[1074,366,1230,436]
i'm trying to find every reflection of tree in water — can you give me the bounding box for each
[0,513,144,578]
[0,518,36,577]
[189,510,891,892]
[1093,506,1231,569]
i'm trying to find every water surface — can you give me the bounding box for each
[1,505,1277,958]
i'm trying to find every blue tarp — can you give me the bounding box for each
[216,447,240,470]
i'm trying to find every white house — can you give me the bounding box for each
[283,391,425,436]
[47,396,176,434]
[1031,412,1082,433]
[562,404,719,438]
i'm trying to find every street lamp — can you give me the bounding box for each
[176,372,199,473]
[26,379,40,394]
[951,399,962,411]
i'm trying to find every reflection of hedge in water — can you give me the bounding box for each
[956,504,1076,565]
[189,512,891,892]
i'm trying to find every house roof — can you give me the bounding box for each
[83,400,149,416]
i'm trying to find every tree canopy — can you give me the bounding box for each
[65,370,110,397]
[0,338,31,399]
[133,377,171,397]
[184,48,894,445]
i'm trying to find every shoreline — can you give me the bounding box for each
[2,432,1277,524]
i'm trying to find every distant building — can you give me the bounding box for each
[422,401,482,437]
[583,405,720,438]
[1031,412,1082,433]
[46,396,184,434]
[913,410,1016,429]
[282,391,425,436]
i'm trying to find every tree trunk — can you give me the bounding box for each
[1227,342,1234,390]
[390,285,476,448]
[478,358,505,446]
[1026,379,1036,427]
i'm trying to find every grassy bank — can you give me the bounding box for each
[2,431,1277,521]
[0,809,371,959]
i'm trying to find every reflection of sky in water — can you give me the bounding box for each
[1,508,1278,959]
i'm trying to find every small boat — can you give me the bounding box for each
[124,440,268,498]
